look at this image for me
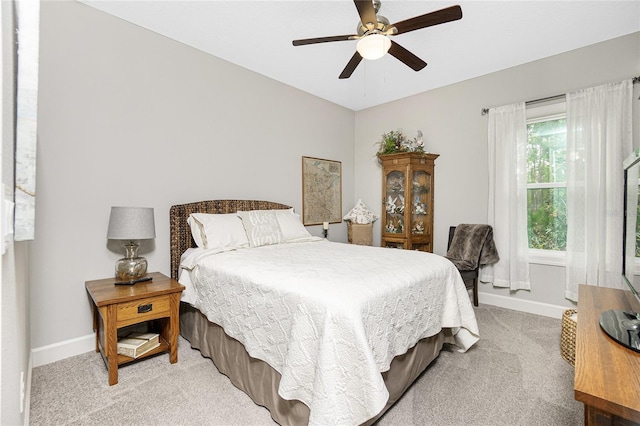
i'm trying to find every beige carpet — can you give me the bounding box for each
[29,305,582,425]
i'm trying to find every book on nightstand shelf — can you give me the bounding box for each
[117,332,160,358]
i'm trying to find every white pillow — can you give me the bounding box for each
[237,210,284,247]
[276,209,312,242]
[343,199,379,224]
[187,215,206,248]
[187,213,249,250]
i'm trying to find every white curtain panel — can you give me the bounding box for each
[565,80,633,301]
[483,103,531,290]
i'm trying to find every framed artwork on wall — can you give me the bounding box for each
[301,156,342,226]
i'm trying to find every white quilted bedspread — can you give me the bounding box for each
[180,240,479,426]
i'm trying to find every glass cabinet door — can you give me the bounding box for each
[384,170,405,234]
[411,170,430,235]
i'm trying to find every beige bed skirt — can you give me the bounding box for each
[180,303,452,425]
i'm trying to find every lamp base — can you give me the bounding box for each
[115,256,148,281]
[115,241,148,281]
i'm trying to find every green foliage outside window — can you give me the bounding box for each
[527,118,567,250]
[527,188,567,250]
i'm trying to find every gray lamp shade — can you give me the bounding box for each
[107,207,156,240]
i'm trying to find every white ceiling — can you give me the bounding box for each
[79,1,640,111]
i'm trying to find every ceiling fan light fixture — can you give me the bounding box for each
[356,33,391,60]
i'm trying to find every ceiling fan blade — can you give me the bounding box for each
[392,5,462,35]
[353,0,377,30]
[388,41,427,71]
[339,52,363,79]
[292,35,356,46]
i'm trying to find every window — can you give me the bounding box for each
[526,102,567,260]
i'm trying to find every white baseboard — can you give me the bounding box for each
[478,291,573,319]
[31,333,95,368]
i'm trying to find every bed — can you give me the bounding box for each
[170,199,479,426]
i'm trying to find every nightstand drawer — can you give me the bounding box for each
[117,295,171,326]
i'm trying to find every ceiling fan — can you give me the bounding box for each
[292,0,462,79]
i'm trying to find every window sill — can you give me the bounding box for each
[528,251,640,273]
[528,249,566,266]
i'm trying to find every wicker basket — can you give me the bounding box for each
[347,222,373,246]
[560,309,578,367]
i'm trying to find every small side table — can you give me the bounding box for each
[85,272,185,385]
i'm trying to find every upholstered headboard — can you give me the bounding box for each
[169,199,292,280]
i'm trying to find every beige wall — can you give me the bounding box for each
[355,32,640,311]
[32,1,355,351]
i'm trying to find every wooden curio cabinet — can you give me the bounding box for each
[379,152,438,252]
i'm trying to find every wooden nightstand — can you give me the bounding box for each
[85,272,185,385]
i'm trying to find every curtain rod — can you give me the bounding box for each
[480,76,640,116]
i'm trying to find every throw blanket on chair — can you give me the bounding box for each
[446,224,499,271]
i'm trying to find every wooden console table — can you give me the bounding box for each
[575,284,640,425]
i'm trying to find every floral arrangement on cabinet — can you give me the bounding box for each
[376,129,425,156]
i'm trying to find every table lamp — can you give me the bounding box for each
[107,206,156,282]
